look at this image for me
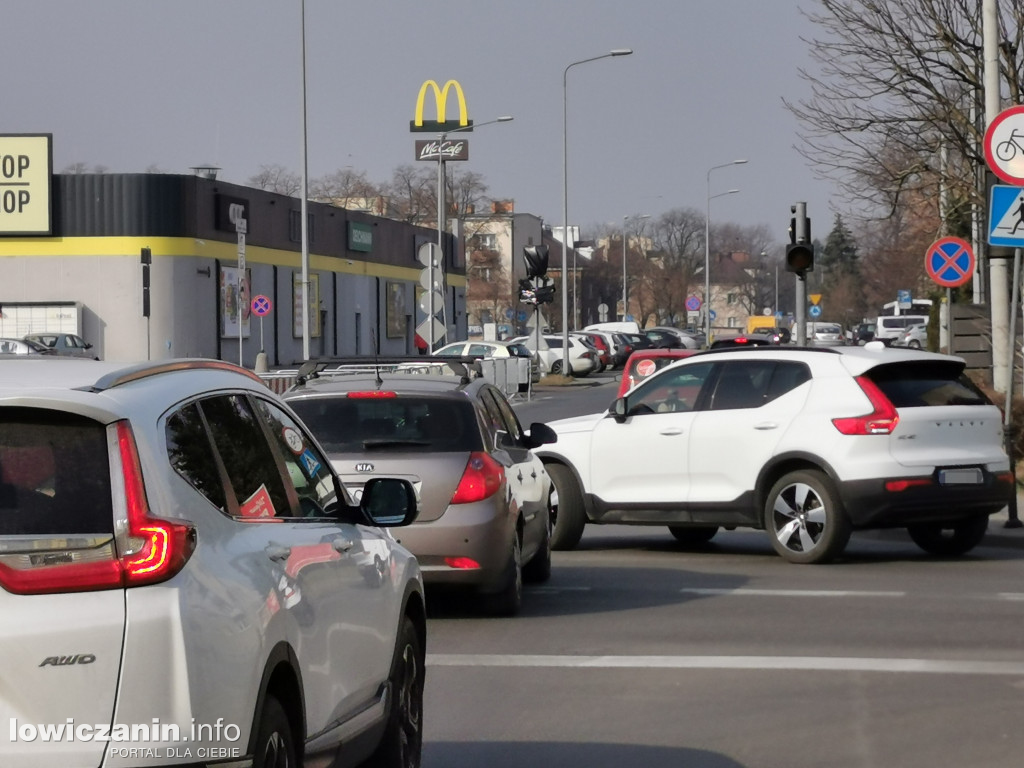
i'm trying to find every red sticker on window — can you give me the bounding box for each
[240,484,276,519]
[636,359,657,377]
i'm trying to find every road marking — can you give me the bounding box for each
[998,593,1024,601]
[680,588,905,598]
[427,654,1024,676]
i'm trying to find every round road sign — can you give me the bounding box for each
[984,106,1024,185]
[685,295,702,312]
[251,294,273,316]
[925,237,975,288]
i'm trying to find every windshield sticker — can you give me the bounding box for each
[282,426,305,455]
[240,484,276,519]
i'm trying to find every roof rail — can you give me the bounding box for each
[86,359,263,392]
[290,356,484,387]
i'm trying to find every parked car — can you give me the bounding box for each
[646,326,701,350]
[0,337,54,355]
[572,331,613,371]
[854,321,877,344]
[23,332,98,359]
[434,338,539,386]
[617,348,700,397]
[537,343,1013,562]
[799,322,845,346]
[749,326,791,344]
[0,358,425,768]
[643,328,687,349]
[872,314,930,345]
[511,334,598,377]
[893,322,928,349]
[283,361,557,615]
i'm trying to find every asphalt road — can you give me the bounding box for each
[420,371,1024,768]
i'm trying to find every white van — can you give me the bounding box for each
[583,321,640,334]
[873,315,929,345]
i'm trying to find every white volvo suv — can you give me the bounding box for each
[538,344,1013,563]
[0,358,425,768]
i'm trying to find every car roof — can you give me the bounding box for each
[626,348,697,362]
[682,342,958,373]
[281,360,489,399]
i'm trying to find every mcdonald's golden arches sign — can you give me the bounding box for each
[410,79,473,133]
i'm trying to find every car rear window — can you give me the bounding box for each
[289,396,482,453]
[0,408,113,536]
[863,361,991,407]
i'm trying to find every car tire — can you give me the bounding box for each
[253,695,297,768]
[362,616,424,768]
[668,525,719,546]
[550,359,564,375]
[765,470,851,564]
[908,340,921,349]
[907,516,989,556]
[522,499,552,584]
[482,533,522,616]
[547,463,587,551]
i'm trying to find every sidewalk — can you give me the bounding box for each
[984,495,1024,548]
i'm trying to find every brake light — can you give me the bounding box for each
[451,452,504,504]
[346,391,397,399]
[444,556,481,570]
[885,478,933,492]
[832,376,900,435]
[0,422,194,595]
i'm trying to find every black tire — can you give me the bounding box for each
[765,470,850,564]
[362,616,424,768]
[253,695,297,768]
[522,498,553,584]
[908,340,921,349]
[550,359,563,375]
[482,532,522,616]
[547,463,587,551]
[907,516,989,556]
[668,526,719,546]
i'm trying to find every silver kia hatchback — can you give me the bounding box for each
[283,360,557,616]
[0,357,425,768]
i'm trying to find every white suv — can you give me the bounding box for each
[538,344,1013,563]
[0,358,425,768]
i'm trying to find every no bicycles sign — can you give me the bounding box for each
[984,106,1024,185]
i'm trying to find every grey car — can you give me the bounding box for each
[0,357,424,768]
[283,360,557,616]
[23,332,98,358]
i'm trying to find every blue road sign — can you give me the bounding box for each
[709,309,716,321]
[251,295,272,316]
[685,295,702,312]
[504,308,514,319]
[989,185,1024,246]
[808,305,822,319]
[925,237,974,288]
[897,289,911,306]
[516,310,527,322]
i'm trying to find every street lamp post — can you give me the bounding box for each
[561,48,632,374]
[432,116,512,352]
[704,159,747,346]
[622,214,650,321]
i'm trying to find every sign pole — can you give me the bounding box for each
[1004,249,1022,527]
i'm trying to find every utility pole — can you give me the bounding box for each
[786,203,813,346]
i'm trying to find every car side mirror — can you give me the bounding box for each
[610,397,628,422]
[523,422,557,449]
[360,477,419,526]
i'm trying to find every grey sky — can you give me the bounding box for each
[6,0,837,239]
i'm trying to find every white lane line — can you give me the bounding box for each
[426,654,1024,676]
[998,593,1024,601]
[680,588,905,598]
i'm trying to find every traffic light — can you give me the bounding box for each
[523,245,549,278]
[785,204,813,276]
[534,277,556,304]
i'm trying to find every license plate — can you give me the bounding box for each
[939,468,983,485]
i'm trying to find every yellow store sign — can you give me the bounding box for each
[0,134,52,235]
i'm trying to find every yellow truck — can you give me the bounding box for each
[746,315,778,335]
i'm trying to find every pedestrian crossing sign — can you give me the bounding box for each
[989,185,1024,246]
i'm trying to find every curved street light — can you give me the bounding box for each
[561,48,633,374]
[431,116,513,351]
[704,159,747,346]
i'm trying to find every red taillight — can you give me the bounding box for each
[444,556,481,570]
[346,391,397,399]
[885,478,933,492]
[117,421,195,586]
[832,376,900,435]
[450,452,504,504]
[0,422,194,595]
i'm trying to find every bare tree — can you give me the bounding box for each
[248,164,301,196]
[383,164,434,224]
[310,167,379,206]
[788,0,1024,219]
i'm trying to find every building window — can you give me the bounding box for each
[727,293,738,305]
[289,211,315,244]
[472,233,498,251]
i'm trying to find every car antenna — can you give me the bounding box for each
[370,329,383,388]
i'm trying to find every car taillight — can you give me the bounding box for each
[450,452,504,504]
[0,422,195,595]
[346,391,397,399]
[117,421,195,586]
[832,375,900,435]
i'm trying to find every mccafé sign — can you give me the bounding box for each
[409,79,473,133]
[415,139,469,162]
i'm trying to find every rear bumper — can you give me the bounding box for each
[391,499,511,590]
[839,470,1014,528]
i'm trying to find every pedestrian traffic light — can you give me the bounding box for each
[523,245,549,278]
[785,204,813,276]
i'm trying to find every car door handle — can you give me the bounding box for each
[754,422,779,430]
[331,536,354,553]
[659,428,685,436]
[265,544,291,562]
[517,471,524,481]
